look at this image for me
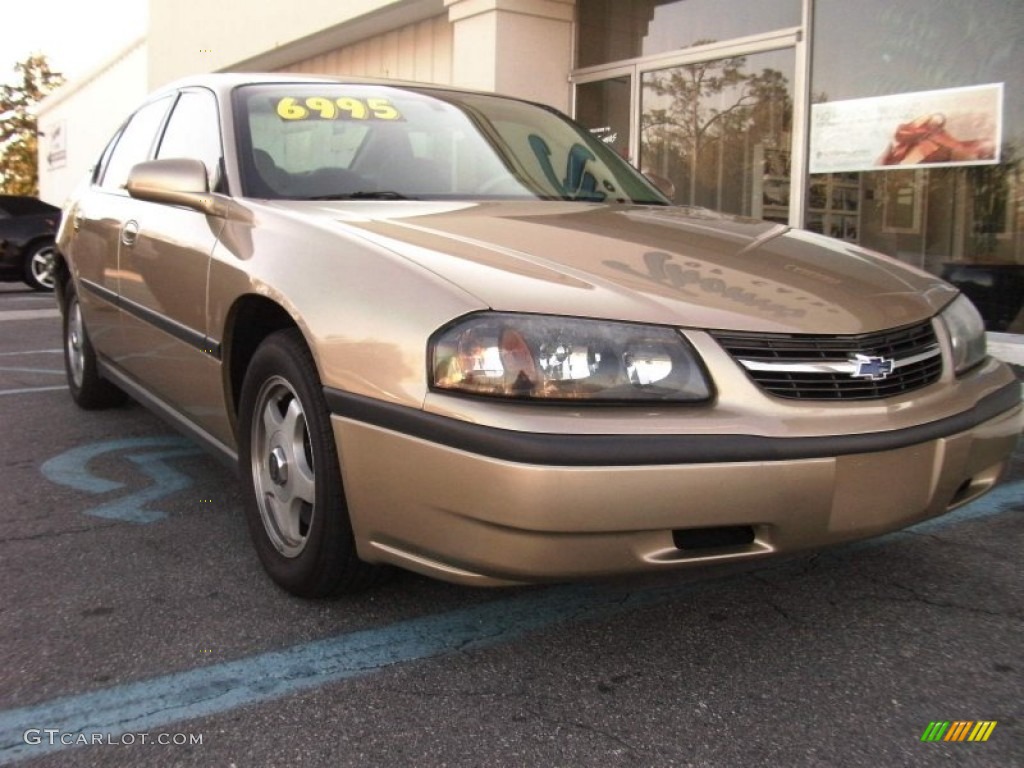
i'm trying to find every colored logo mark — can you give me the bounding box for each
[920,721,997,742]
[852,354,895,381]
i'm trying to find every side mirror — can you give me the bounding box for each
[126,158,223,216]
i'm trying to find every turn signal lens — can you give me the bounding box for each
[430,313,711,402]
[940,294,987,375]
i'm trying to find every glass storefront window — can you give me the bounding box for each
[639,48,794,218]
[576,77,632,162]
[577,0,800,69]
[573,0,1022,340]
[810,0,1024,333]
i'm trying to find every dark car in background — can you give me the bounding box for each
[0,195,61,290]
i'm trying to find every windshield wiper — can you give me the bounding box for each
[307,191,417,201]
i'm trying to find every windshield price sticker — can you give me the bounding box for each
[276,96,403,121]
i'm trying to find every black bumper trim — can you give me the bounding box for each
[323,381,1021,467]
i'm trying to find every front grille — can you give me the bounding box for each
[712,320,943,400]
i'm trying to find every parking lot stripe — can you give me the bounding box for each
[0,477,1020,765]
[0,582,695,764]
[0,349,62,356]
[0,310,61,322]
[0,367,64,375]
[0,386,67,397]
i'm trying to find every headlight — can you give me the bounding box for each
[429,313,712,402]
[941,294,987,374]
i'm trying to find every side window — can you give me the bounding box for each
[157,90,225,192]
[100,97,173,191]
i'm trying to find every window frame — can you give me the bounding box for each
[571,20,812,227]
[96,95,175,193]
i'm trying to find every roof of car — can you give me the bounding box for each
[152,72,477,101]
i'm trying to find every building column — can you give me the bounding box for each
[444,0,575,111]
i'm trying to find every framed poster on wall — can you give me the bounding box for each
[810,83,1003,174]
[883,170,924,234]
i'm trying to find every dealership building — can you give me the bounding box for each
[37,0,1022,353]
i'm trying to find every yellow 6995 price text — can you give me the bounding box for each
[276,96,402,121]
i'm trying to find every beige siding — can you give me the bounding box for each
[278,15,453,85]
[146,0,430,88]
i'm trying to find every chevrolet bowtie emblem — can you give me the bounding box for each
[852,354,895,380]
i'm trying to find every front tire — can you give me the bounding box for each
[24,241,57,291]
[238,328,384,597]
[63,281,126,409]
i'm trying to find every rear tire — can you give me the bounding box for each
[238,328,385,597]
[63,281,126,409]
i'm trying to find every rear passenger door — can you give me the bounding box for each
[67,96,173,357]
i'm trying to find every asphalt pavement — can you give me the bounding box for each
[0,282,1021,768]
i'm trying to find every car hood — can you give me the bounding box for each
[265,200,958,334]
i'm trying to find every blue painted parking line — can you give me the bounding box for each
[902,476,1024,533]
[40,437,205,523]
[41,438,197,494]
[86,448,208,523]
[1,478,1020,765]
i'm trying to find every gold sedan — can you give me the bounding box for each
[56,74,1022,596]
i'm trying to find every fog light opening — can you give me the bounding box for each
[951,478,974,503]
[672,526,756,551]
[948,474,998,510]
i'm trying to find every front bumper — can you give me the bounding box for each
[329,384,1022,586]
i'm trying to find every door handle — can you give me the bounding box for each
[121,220,139,247]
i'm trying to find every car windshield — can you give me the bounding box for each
[233,84,667,204]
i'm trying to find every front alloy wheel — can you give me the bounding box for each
[250,376,317,558]
[238,328,384,596]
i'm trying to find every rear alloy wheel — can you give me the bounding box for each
[239,328,384,596]
[63,282,126,409]
[24,241,57,291]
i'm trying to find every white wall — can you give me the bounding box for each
[36,0,579,205]
[145,0,575,109]
[446,0,574,111]
[147,0,444,88]
[277,0,576,110]
[277,14,453,84]
[36,39,148,207]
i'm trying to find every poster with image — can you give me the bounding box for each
[810,83,1002,174]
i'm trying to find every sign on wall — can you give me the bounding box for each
[44,120,67,170]
[810,83,1003,174]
